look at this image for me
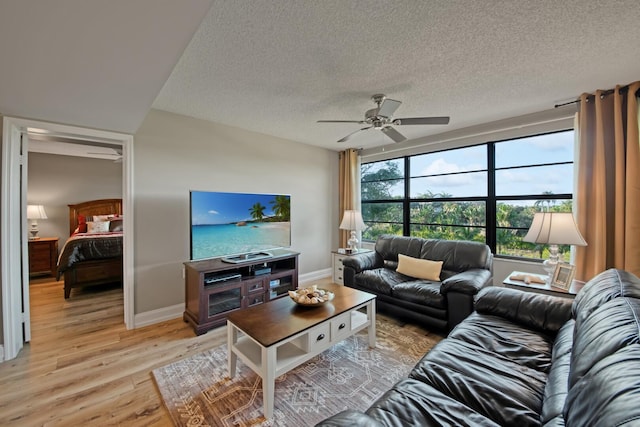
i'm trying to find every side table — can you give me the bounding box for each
[331,249,372,285]
[28,237,59,277]
[503,270,584,298]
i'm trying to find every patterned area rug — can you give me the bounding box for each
[152,318,442,427]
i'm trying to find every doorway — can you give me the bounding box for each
[2,117,134,361]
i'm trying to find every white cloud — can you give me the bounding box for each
[527,133,572,151]
[420,158,483,187]
[208,210,219,214]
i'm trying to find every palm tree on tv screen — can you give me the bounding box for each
[270,196,290,221]
[249,203,266,221]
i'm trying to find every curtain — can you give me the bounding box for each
[575,81,640,281]
[338,149,359,248]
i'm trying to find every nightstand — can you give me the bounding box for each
[503,270,584,298]
[331,250,371,285]
[28,237,59,277]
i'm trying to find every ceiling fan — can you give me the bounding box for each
[318,94,450,143]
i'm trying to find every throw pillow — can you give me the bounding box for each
[109,219,123,232]
[396,254,443,281]
[87,221,110,233]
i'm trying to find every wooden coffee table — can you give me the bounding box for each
[226,283,376,419]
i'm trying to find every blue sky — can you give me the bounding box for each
[191,191,287,225]
[382,130,574,199]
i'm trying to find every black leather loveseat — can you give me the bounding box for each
[343,235,493,331]
[317,268,640,426]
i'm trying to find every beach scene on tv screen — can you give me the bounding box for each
[191,191,291,260]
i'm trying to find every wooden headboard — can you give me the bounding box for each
[68,199,123,235]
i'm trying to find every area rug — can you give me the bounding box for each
[152,318,442,427]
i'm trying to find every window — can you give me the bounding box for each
[360,130,574,260]
[361,159,404,241]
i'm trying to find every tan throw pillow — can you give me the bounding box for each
[396,254,443,281]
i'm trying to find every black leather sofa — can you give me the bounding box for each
[316,268,640,426]
[343,235,493,331]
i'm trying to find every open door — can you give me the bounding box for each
[1,119,29,359]
[2,116,134,362]
[20,133,32,343]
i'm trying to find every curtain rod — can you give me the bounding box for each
[554,85,638,109]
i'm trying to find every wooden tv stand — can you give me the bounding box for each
[183,249,299,335]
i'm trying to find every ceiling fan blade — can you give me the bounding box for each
[318,120,366,124]
[393,116,450,125]
[381,126,406,143]
[337,126,373,143]
[377,98,402,118]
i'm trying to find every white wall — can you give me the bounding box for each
[27,152,123,245]
[132,109,339,314]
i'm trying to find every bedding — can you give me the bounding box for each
[56,232,123,279]
[60,198,124,298]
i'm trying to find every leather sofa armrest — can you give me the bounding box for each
[315,410,384,427]
[342,251,380,274]
[475,286,573,333]
[441,269,492,295]
[342,252,380,287]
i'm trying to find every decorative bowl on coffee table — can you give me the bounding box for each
[289,286,334,306]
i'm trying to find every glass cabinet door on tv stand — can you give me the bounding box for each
[183,249,299,335]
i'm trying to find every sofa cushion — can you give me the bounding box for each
[396,254,443,281]
[564,345,640,426]
[572,268,640,326]
[448,312,555,372]
[375,235,423,261]
[409,338,547,426]
[392,281,445,308]
[354,269,406,295]
[420,239,492,272]
[568,297,640,389]
[364,378,500,427]
[540,320,574,425]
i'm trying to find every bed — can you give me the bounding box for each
[57,199,123,298]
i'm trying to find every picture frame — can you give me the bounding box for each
[551,263,575,290]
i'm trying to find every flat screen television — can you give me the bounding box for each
[190,190,291,261]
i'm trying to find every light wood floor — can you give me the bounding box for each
[0,276,435,426]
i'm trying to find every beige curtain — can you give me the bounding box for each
[575,81,640,281]
[338,149,359,248]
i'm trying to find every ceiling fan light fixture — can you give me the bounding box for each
[318,94,450,143]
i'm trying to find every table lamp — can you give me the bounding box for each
[27,204,48,240]
[523,212,587,275]
[339,210,366,253]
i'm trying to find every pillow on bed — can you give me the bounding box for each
[109,219,123,232]
[92,214,113,222]
[74,215,88,233]
[87,221,110,233]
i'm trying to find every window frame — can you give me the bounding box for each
[360,129,574,261]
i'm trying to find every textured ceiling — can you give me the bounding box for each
[153,0,640,150]
[1,1,639,152]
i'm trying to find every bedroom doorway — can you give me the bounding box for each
[1,117,134,361]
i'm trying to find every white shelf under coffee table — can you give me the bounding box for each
[226,283,377,419]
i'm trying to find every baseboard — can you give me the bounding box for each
[134,303,184,328]
[132,268,332,328]
[299,268,332,284]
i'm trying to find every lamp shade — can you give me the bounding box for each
[523,212,587,246]
[26,204,48,220]
[339,210,366,231]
